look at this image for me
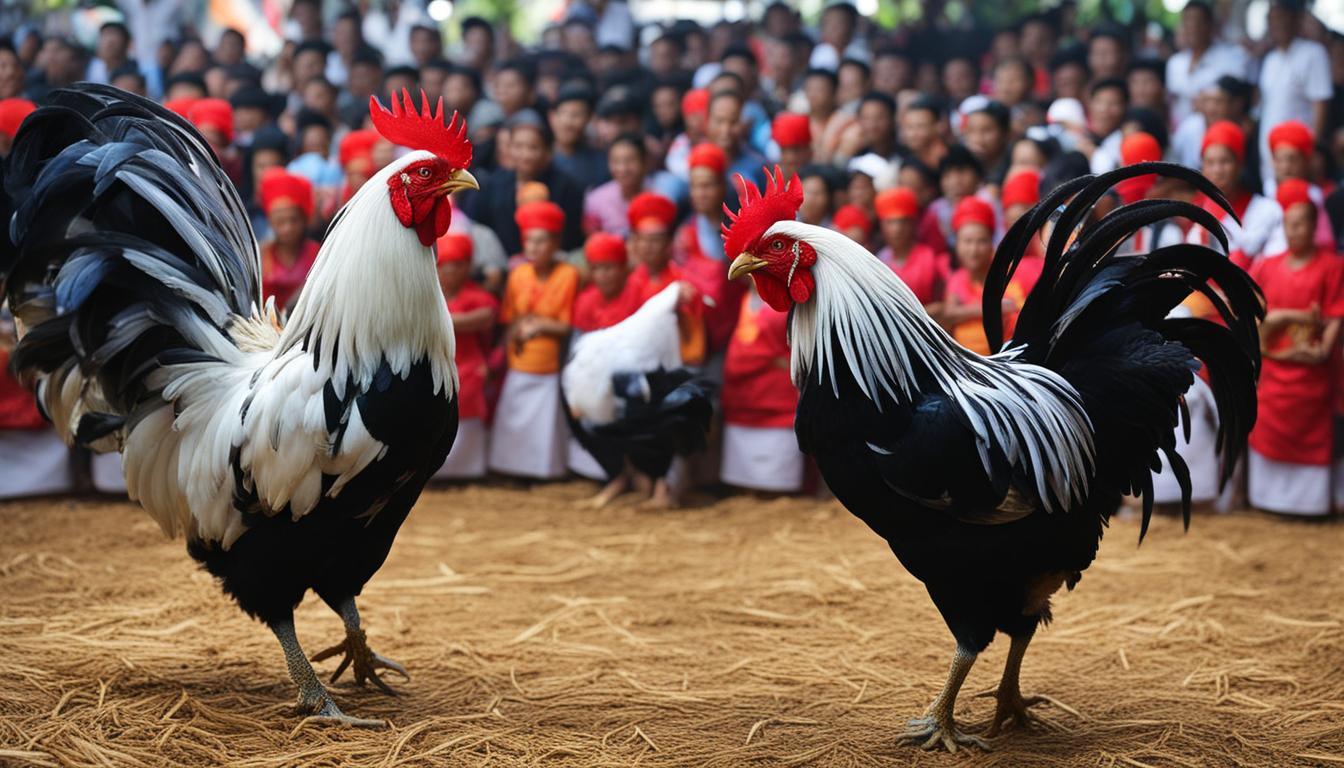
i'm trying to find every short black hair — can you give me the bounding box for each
[250,124,290,160]
[293,40,331,59]
[505,109,554,146]
[383,65,419,84]
[898,157,938,189]
[941,54,980,80]
[1215,75,1252,103]
[1089,24,1128,45]
[799,163,842,193]
[351,46,383,69]
[219,28,245,45]
[552,81,596,109]
[460,16,493,39]
[653,33,687,55]
[496,57,537,82]
[859,90,897,115]
[1123,106,1169,149]
[422,58,452,75]
[447,63,483,94]
[1181,1,1214,19]
[109,63,145,88]
[709,70,746,95]
[803,67,838,87]
[968,100,1011,132]
[99,21,131,40]
[165,71,207,95]
[822,2,860,21]
[295,108,333,137]
[873,46,913,65]
[1127,57,1165,85]
[707,88,744,112]
[906,94,943,118]
[838,57,870,80]
[303,75,336,95]
[609,132,647,159]
[1089,76,1130,102]
[939,143,983,177]
[410,24,441,40]
[1049,44,1089,73]
[994,55,1034,81]
[721,44,757,68]
[335,10,362,26]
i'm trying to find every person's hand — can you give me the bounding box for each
[678,280,696,305]
[1286,340,1328,365]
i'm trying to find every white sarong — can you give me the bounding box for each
[0,429,73,499]
[720,423,804,492]
[1152,377,1220,505]
[1248,448,1331,517]
[488,371,569,479]
[91,452,127,494]
[435,418,488,479]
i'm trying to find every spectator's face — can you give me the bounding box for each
[799,176,830,224]
[269,205,307,248]
[410,29,441,66]
[707,97,743,153]
[293,50,325,88]
[421,67,449,101]
[97,28,130,63]
[436,259,469,295]
[608,142,644,191]
[549,101,590,148]
[1088,38,1125,81]
[301,125,331,157]
[383,72,417,100]
[873,56,911,96]
[1284,204,1316,252]
[303,81,335,116]
[1200,88,1230,122]
[510,125,550,178]
[803,74,836,112]
[1267,7,1297,49]
[112,72,146,95]
[172,41,209,75]
[683,32,706,70]
[1019,21,1054,63]
[898,166,935,206]
[444,73,478,113]
[1180,7,1213,51]
[0,49,23,98]
[992,64,1031,106]
[880,215,915,251]
[522,229,557,270]
[1010,138,1047,169]
[205,67,229,97]
[992,30,1019,62]
[631,228,672,271]
[858,101,894,150]
[235,106,266,134]
[941,167,978,200]
[689,167,725,216]
[651,87,680,130]
[766,39,795,84]
[1052,62,1087,101]
[292,1,322,39]
[780,144,811,177]
[217,32,245,67]
[847,174,875,211]
[963,113,1006,163]
[166,81,206,102]
[722,57,759,95]
[333,18,361,57]
[650,39,680,76]
[562,25,597,59]
[493,70,531,115]
[1127,70,1164,110]
[837,64,868,105]
[349,63,383,99]
[942,59,976,101]
[463,27,493,67]
[820,8,855,48]
[590,261,627,299]
[1200,145,1239,192]
[955,224,994,275]
[1272,146,1308,183]
[1088,88,1125,137]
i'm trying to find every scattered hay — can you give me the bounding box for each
[1,484,1342,766]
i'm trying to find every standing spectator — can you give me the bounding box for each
[572,233,637,334]
[1085,78,1129,174]
[1266,120,1335,250]
[665,88,710,182]
[549,83,607,191]
[433,233,499,480]
[1126,58,1167,121]
[1246,179,1344,517]
[458,16,495,73]
[1048,46,1090,102]
[1166,1,1251,128]
[325,10,364,87]
[839,91,900,166]
[490,201,580,479]
[771,112,812,179]
[991,57,1034,109]
[257,168,319,313]
[801,68,852,165]
[941,55,980,107]
[625,192,706,366]
[962,100,1012,186]
[1257,0,1334,196]
[677,143,744,355]
[1087,25,1129,82]
[809,2,866,71]
[899,96,947,171]
[942,196,1025,355]
[706,90,767,187]
[584,134,656,236]
[874,187,947,311]
[492,58,536,119]
[798,165,840,226]
[1189,120,1284,266]
[470,111,585,255]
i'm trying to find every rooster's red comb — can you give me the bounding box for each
[369,88,472,169]
[722,166,804,257]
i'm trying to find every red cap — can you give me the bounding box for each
[163,97,199,117]
[832,204,873,238]
[1000,170,1040,209]
[339,129,381,171]
[688,142,727,175]
[1201,120,1245,164]
[627,191,677,233]
[188,98,234,144]
[436,232,473,265]
[1268,120,1313,159]
[952,196,995,233]
[771,112,811,148]
[515,200,565,235]
[0,98,36,139]
[874,187,919,220]
[584,232,628,265]
[1276,178,1313,214]
[1121,131,1162,166]
[682,88,710,117]
[259,167,315,219]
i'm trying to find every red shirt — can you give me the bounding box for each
[572,283,640,332]
[0,347,45,431]
[626,261,707,364]
[722,293,797,428]
[261,239,320,311]
[1247,250,1344,465]
[676,220,748,354]
[446,281,499,420]
[879,243,949,305]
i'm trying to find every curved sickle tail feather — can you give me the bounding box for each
[0,84,261,449]
[983,163,1264,541]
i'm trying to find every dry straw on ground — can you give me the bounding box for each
[1,483,1342,767]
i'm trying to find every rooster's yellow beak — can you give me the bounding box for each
[728,252,767,280]
[440,168,479,195]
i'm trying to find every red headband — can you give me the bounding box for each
[1201,120,1245,164]
[259,168,315,219]
[585,232,628,265]
[952,195,995,233]
[874,187,919,220]
[1268,120,1313,159]
[1000,170,1040,209]
[515,200,565,234]
[832,204,873,238]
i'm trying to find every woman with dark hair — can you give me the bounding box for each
[583,133,654,236]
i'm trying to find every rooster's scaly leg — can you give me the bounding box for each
[310,597,409,695]
[273,618,383,728]
[898,645,990,752]
[983,629,1047,736]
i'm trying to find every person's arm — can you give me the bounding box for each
[518,315,571,340]
[939,285,982,327]
[450,306,495,333]
[1312,100,1329,149]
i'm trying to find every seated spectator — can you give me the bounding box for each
[942,196,1025,355]
[573,233,637,333]
[961,99,1012,186]
[801,67,853,166]
[706,90,767,188]
[337,128,380,205]
[258,168,320,313]
[1084,77,1128,174]
[928,144,986,253]
[999,169,1046,283]
[665,87,710,181]
[489,201,580,479]
[434,234,499,480]
[898,96,946,171]
[1246,180,1344,517]
[838,91,899,166]
[874,187,947,312]
[1166,0,1251,127]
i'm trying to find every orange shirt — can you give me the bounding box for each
[947,269,1026,356]
[500,261,580,374]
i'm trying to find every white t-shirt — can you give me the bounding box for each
[1089,131,1123,175]
[1166,43,1252,127]
[1186,192,1284,261]
[1257,39,1334,194]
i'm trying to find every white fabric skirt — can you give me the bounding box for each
[720,423,804,492]
[568,436,608,480]
[1248,448,1332,516]
[1152,377,1220,504]
[488,371,570,479]
[91,451,127,494]
[0,429,73,499]
[435,418,488,479]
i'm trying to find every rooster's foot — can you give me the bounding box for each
[898,713,990,752]
[294,684,385,728]
[978,688,1048,736]
[310,628,409,695]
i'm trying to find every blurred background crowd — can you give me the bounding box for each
[1,0,1343,517]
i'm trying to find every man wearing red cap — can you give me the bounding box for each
[188,97,241,184]
[573,233,638,333]
[1267,120,1335,252]
[832,204,873,247]
[0,98,35,157]
[1187,120,1285,269]
[771,112,812,179]
[337,129,381,205]
[874,187,949,311]
[258,168,320,312]
[490,200,581,479]
[625,192,707,366]
[1115,132,1188,257]
[666,88,711,182]
[675,143,747,356]
[942,196,1026,355]
[1245,179,1344,517]
[433,233,499,480]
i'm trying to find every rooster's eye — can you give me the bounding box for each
[417,167,431,178]
[770,240,785,251]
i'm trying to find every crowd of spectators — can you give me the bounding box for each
[2,0,1344,516]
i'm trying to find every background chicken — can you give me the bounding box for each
[562,284,713,508]
[0,85,478,726]
[725,164,1262,751]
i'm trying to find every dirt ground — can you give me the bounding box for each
[0,483,1341,768]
